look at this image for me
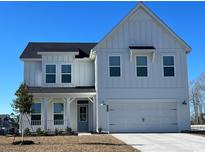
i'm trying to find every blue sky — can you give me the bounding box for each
[0,1,205,114]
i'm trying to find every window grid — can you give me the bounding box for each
[163,56,175,77]
[53,103,64,125]
[31,103,41,126]
[45,65,56,83]
[109,56,121,77]
[136,56,148,77]
[61,64,72,83]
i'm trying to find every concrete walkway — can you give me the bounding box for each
[112,133,205,152]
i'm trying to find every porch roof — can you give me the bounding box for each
[28,86,95,94]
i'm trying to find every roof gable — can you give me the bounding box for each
[93,2,191,53]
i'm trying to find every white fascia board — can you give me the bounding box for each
[31,92,96,97]
[20,58,42,62]
[75,57,92,61]
[89,49,96,60]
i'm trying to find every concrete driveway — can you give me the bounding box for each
[112,133,205,152]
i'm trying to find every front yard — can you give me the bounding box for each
[0,134,139,152]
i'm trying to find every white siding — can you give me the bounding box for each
[42,54,94,87]
[24,61,42,86]
[23,54,94,87]
[96,6,190,132]
[97,8,183,50]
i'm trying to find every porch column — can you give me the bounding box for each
[92,97,96,131]
[66,97,73,128]
[43,97,49,130]
[95,96,99,132]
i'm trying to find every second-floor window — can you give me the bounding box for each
[46,65,56,83]
[163,56,175,77]
[109,56,121,77]
[61,64,71,83]
[136,56,148,77]
[31,103,41,125]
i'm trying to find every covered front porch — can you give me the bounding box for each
[22,87,97,133]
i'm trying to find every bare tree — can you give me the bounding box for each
[189,73,205,124]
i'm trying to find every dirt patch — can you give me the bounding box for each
[0,135,139,152]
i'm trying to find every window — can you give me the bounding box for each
[163,56,175,77]
[46,65,56,83]
[31,103,41,125]
[109,56,121,77]
[79,106,88,122]
[54,103,64,125]
[61,64,71,83]
[136,56,148,77]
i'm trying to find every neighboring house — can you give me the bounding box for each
[20,2,191,133]
[0,114,18,135]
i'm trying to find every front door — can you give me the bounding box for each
[77,102,89,132]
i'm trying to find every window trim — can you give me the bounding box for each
[52,102,65,126]
[135,55,149,78]
[108,55,121,78]
[31,103,42,126]
[45,64,57,84]
[60,63,72,84]
[162,55,176,77]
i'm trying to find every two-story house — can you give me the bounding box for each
[20,2,191,133]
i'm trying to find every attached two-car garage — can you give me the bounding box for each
[108,101,178,133]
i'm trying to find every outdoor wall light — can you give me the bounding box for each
[182,100,187,105]
[100,103,106,106]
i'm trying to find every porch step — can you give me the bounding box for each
[78,133,92,136]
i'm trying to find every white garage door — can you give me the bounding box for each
[109,102,178,132]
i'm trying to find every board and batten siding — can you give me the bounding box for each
[24,61,42,87]
[95,6,190,132]
[96,7,189,90]
[24,54,95,87]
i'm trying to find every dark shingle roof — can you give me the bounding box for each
[129,46,155,49]
[28,86,95,93]
[20,42,97,59]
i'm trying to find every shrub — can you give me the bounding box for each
[58,130,63,135]
[43,130,48,136]
[65,127,72,134]
[36,128,43,136]
[55,128,59,136]
[98,128,102,133]
[24,127,31,136]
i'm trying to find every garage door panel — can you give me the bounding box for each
[109,102,178,132]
